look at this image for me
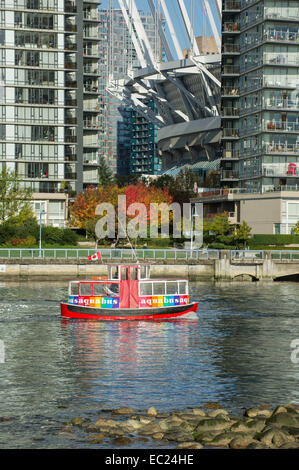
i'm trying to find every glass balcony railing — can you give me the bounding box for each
[264,30,299,44]
[264,121,299,132]
[263,143,299,154]
[223,22,240,33]
[264,53,299,66]
[222,65,240,75]
[223,1,241,10]
[222,86,240,96]
[222,107,239,117]
[264,98,299,110]
[222,128,239,137]
[222,44,240,54]
[221,170,239,180]
[264,7,299,21]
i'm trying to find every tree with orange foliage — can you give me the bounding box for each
[69,184,121,241]
[69,183,175,245]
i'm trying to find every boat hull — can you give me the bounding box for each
[61,302,198,321]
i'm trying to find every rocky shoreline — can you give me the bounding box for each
[59,403,299,449]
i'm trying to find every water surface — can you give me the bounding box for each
[0,280,298,448]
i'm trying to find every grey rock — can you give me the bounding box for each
[245,407,272,418]
[195,417,232,433]
[112,407,136,415]
[267,412,299,428]
[229,435,257,449]
[177,442,203,449]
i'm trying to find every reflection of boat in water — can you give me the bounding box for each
[61,263,198,321]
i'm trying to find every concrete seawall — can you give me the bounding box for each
[1,252,299,281]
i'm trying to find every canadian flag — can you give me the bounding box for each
[88,252,101,261]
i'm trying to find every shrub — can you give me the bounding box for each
[10,236,36,247]
[41,226,64,245]
[247,234,299,246]
[61,228,78,245]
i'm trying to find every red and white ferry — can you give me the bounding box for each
[61,263,198,321]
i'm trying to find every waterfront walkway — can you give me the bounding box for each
[1,249,299,281]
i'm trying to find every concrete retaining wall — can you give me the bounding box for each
[0,253,299,281]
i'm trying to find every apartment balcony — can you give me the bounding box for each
[222,44,240,54]
[222,128,239,138]
[65,172,77,180]
[264,98,299,111]
[65,42,77,52]
[65,59,77,70]
[83,158,99,165]
[65,98,77,106]
[221,170,239,180]
[65,116,77,125]
[83,120,99,129]
[222,65,240,75]
[65,80,77,89]
[264,30,299,44]
[263,166,298,177]
[264,53,299,66]
[223,1,241,11]
[221,150,240,159]
[264,121,299,133]
[223,22,240,33]
[83,65,99,75]
[65,1,77,13]
[263,143,299,155]
[83,84,99,94]
[222,107,239,117]
[221,86,240,97]
[65,135,77,143]
[264,7,299,22]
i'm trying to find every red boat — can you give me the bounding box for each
[61,263,198,321]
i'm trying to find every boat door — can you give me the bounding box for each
[119,265,139,308]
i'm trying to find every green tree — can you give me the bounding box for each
[293,220,299,235]
[0,168,33,224]
[98,156,113,186]
[233,221,252,248]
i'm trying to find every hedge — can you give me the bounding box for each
[248,234,299,246]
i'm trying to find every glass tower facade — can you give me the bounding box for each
[0,0,100,195]
[98,8,161,175]
[221,0,299,193]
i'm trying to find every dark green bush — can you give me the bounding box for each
[248,234,299,246]
[61,228,78,245]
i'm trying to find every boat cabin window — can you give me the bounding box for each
[179,281,187,295]
[140,265,150,279]
[109,266,119,280]
[80,282,92,296]
[105,283,119,296]
[153,282,165,295]
[166,282,179,295]
[121,267,128,280]
[140,282,153,296]
[130,267,138,280]
[93,283,105,296]
[70,282,79,296]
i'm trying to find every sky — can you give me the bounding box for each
[98,0,220,58]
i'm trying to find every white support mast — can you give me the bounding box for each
[176,0,201,56]
[202,0,221,53]
[160,0,184,60]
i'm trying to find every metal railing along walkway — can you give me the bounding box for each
[0,248,220,260]
[1,248,299,261]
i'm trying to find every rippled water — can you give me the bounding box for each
[0,279,298,448]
